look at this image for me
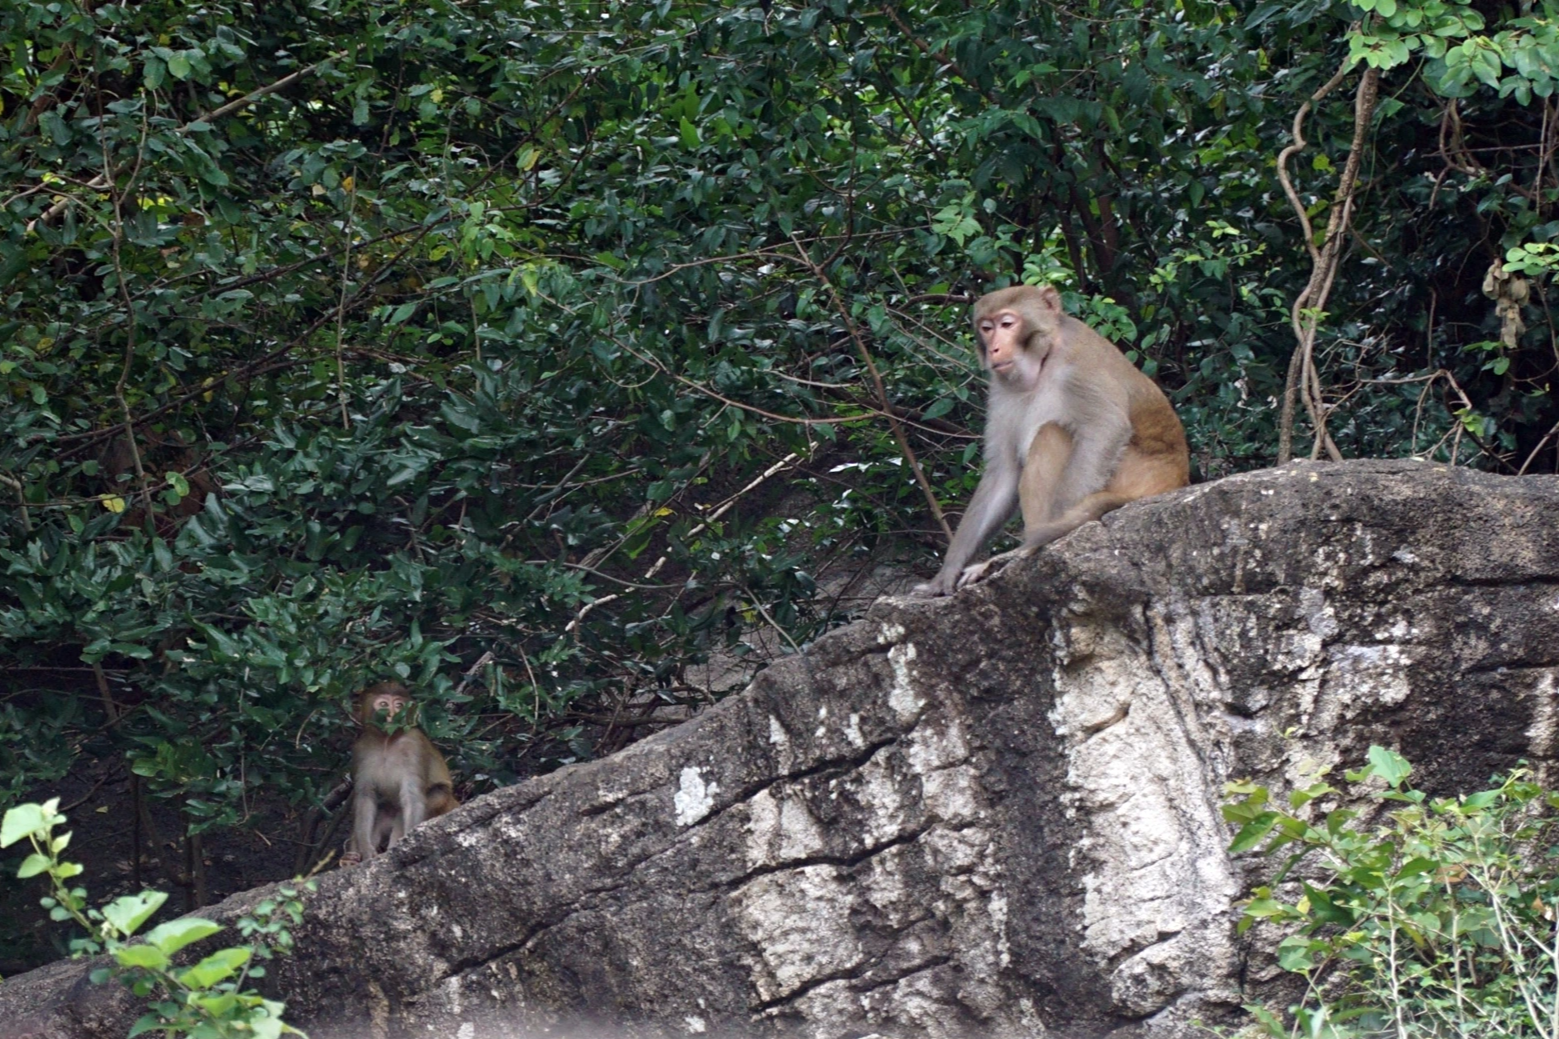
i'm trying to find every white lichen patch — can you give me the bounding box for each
[860,844,913,924]
[905,715,969,772]
[1529,672,1558,754]
[1528,672,1559,785]
[683,1015,707,1034]
[1299,586,1339,639]
[990,890,1011,969]
[879,621,906,644]
[441,974,464,1015]
[919,764,980,827]
[888,641,925,722]
[1326,643,1415,711]
[768,715,795,772]
[1110,932,1196,1016]
[674,766,718,826]
[730,865,864,1002]
[854,749,912,845]
[1052,617,1240,1015]
[921,823,989,875]
[742,786,827,867]
[1272,629,1325,674]
[844,712,865,748]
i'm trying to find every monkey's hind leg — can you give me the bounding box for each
[956,422,1075,588]
[1019,422,1073,532]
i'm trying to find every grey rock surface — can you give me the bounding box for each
[4,460,1558,1039]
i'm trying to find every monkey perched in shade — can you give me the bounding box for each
[340,681,458,865]
[913,284,1189,597]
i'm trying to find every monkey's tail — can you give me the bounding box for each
[1021,490,1135,550]
[427,786,459,817]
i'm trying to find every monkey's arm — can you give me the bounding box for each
[958,399,1132,589]
[912,456,1018,597]
[350,786,380,863]
[400,744,432,832]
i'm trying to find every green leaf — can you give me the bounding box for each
[144,915,222,954]
[1,804,47,848]
[17,853,50,878]
[1276,934,1319,972]
[1462,788,1500,809]
[1228,811,1280,854]
[103,892,168,936]
[1367,745,1412,787]
[922,398,954,421]
[1473,47,1503,88]
[177,946,250,989]
[167,52,192,80]
[114,944,172,971]
[128,1014,166,1037]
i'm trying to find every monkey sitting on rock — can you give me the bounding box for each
[913,284,1189,597]
[339,681,458,866]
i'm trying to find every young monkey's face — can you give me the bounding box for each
[372,692,408,718]
[363,689,411,729]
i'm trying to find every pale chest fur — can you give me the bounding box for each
[991,365,1075,464]
[355,734,429,799]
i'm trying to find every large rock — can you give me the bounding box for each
[4,460,1558,1039]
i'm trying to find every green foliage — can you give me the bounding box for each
[1,799,306,1037]
[1225,749,1559,1038]
[1,0,1556,909]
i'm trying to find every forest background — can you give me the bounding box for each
[3,0,1557,972]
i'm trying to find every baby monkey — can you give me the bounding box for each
[913,284,1189,596]
[340,681,458,865]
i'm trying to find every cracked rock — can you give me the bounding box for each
[4,460,1559,1039]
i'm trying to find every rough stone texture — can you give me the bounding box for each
[4,460,1559,1039]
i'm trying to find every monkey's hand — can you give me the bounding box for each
[956,548,1029,588]
[910,571,959,597]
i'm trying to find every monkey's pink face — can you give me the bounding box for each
[978,310,1043,387]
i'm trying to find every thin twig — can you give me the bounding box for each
[563,452,803,636]
[742,585,803,654]
[26,54,344,232]
[1519,420,1559,475]
[787,234,952,540]
[334,172,357,430]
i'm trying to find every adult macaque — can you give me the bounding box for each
[913,284,1188,597]
[341,681,458,865]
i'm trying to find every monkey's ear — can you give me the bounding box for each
[1036,285,1063,313]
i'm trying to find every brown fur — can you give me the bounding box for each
[913,284,1189,595]
[344,681,457,864]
